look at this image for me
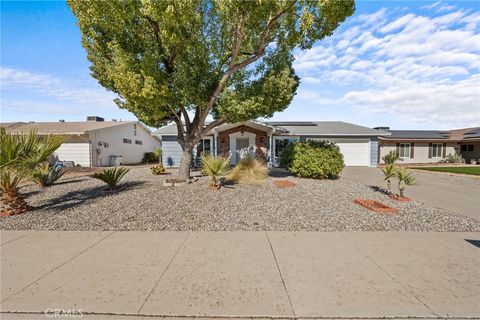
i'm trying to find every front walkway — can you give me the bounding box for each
[1,231,479,319]
[341,166,480,220]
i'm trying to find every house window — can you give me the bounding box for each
[461,144,474,152]
[135,140,142,145]
[123,138,132,144]
[134,124,137,136]
[399,143,410,158]
[432,143,442,157]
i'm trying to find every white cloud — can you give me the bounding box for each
[292,5,480,128]
[1,67,117,108]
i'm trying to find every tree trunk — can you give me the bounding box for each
[177,147,194,181]
[0,189,31,216]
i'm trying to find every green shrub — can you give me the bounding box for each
[282,140,344,179]
[143,152,158,163]
[229,156,268,185]
[32,163,65,187]
[201,155,230,187]
[91,167,129,190]
[150,164,166,175]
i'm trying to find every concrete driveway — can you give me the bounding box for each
[341,166,480,221]
[1,230,479,319]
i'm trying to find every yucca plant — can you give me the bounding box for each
[382,151,400,165]
[0,128,64,215]
[396,167,416,198]
[201,155,230,188]
[154,148,162,164]
[381,164,397,195]
[91,167,130,190]
[33,163,65,187]
[229,156,268,185]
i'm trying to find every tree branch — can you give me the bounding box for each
[201,118,226,136]
[198,2,296,127]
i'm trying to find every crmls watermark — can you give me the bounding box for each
[44,309,84,318]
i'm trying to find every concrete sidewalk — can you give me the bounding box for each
[1,231,479,319]
[341,166,480,221]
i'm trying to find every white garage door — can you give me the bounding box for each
[54,143,91,167]
[336,140,370,166]
[309,138,370,166]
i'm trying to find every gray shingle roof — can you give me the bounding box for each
[1,121,137,135]
[153,121,385,136]
[265,121,384,136]
[382,130,450,139]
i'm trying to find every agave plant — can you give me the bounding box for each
[396,167,416,198]
[381,164,397,195]
[201,155,230,187]
[91,167,130,190]
[0,128,65,215]
[33,163,65,187]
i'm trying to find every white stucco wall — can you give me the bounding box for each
[379,141,458,164]
[89,123,160,166]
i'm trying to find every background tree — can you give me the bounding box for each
[68,0,355,180]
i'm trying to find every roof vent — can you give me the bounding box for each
[374,126,390,130]
[59,119,65,122]
[87,116,104,122]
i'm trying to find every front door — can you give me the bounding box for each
[235,137,250,163]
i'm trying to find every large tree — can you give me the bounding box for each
[68,0,355,180]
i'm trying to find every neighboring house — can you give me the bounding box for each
[154,121,386,167]
[450,127,480,163]
[1,116,160,167]
[378,127,480,164]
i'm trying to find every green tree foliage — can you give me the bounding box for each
[282,140,344,179]
[68,0,355,179]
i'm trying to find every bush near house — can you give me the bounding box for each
[281,141,344,179]
[229,156,268,185]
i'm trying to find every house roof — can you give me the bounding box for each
[265,121,385,136]
[463,128,480,140]
[153,121,386,137]
[381,130,451,140]
[1,121,138,135]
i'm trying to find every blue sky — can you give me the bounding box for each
[1,1,479,129]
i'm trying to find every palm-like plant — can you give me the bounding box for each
[33,163,65,187]
[91,167,130,190]
[201,155,230,187]
[381,164,397,194]
[382,151,400,165]
[154,148,162,164]
[396,167,416,198]
[0,128,65,215]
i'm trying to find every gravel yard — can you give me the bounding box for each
[1,166,479,231]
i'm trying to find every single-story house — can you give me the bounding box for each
[378,127,480,164]
[154,121,387,167]
[1,116,160,167]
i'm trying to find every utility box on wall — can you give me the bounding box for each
[109,155,123,166]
